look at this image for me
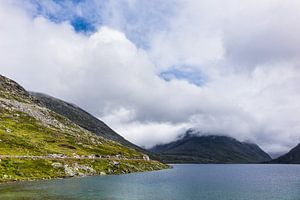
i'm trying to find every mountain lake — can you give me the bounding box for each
[0,164,299,200]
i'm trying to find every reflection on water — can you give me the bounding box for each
[0,164,300,200]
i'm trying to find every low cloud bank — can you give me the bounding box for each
[1,1,300,155]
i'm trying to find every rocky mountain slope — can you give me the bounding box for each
[268,143,300,164]
[0,75,168,182]
[150,131,271,164]
[30,92,156,159]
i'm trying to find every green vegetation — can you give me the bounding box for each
[31,92,158,160]
[0,74,169,182]
[0,158,168,182]
[0,107,141,158]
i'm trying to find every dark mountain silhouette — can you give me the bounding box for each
[150,131,271,163]
[268,143,300,164]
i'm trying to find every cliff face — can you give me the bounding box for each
[0,74,168,182]
[151,132,271,164]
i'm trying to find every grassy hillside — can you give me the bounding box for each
[30,92,159,160]
[0,75,168,182]
[0,99,141,157]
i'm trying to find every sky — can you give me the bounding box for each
[1,0,300,156]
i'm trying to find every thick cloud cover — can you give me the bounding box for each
[1,0,300,155]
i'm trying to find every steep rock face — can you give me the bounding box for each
[0,74,167,182]
[151,131,271,164]
[30,92,156,159]
[269,144,300,164]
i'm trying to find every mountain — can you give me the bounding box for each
[0,75,167,182]
[30,92,156,159]
[268,143,300,164]
[150,131,271,164]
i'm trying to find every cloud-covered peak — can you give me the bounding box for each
[1,0,300,155]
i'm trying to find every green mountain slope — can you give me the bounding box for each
[0,75,168,182]
[268,143,300,164]
[30,92,157,159]
[150,131,271,164]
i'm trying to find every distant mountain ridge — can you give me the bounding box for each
[268,143,300,164]
[150,131,271,164]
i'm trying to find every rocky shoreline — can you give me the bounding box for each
[0,157,169,183]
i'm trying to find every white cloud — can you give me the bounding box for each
[1,1,300,155]
[101,107,189,148]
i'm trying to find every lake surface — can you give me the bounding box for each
[0,164,299,200]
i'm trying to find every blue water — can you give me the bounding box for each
[0,164,299,200]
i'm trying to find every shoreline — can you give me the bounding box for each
[0,166,171,185]
[0,157,170,183]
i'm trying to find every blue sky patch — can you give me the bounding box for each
[27,0,205,86]
[71,16,95,33]
[27,0,177,47]
[30,0,98,34]
[160,67,207,86]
